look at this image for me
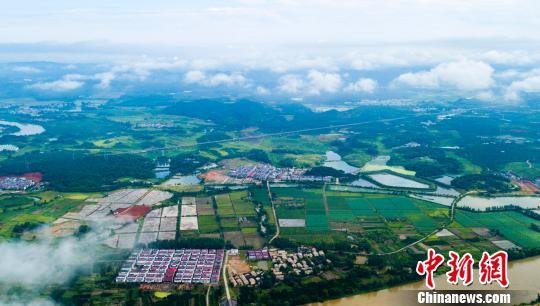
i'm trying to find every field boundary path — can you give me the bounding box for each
[222,252,231,304]
[206,285,211,306]
[267,181,280,244]
[322,183,330,223]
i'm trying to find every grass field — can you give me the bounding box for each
[215,194,235,216]
[326,192,446,235]
[0,192,88,238]
[453,210,540,248]
[197,215,220,233]
[229,191,256,216]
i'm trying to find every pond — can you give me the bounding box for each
[323,151,359,174]
[0,120,45,136]
[162,175,201,185]
[368,173,429,189]
[457,196,540,211]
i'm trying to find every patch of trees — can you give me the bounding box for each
[226,148,272,164]
[196,130,231,143]
[164,99,414,132]
[389,146,461,178]
[304,166,348,178]
[244,149,271,163]
[238,252,421,305]
[462,143,538,170]
[0,152,154,192]
[451,174,513,193]
[12,221,43,236]
[169,153,210,174]
[330,137,378,156]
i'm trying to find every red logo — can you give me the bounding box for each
[416,249,445,289]
[416,249,510,289]
[446,251,474,286]
[478,251,509,288]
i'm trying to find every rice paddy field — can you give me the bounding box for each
[325,191,447,234]
[453,210,540,248]
[212,191,264,248]
[272,188,329,231]
[264,186,540,252]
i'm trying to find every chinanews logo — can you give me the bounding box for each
[416,249,510,290]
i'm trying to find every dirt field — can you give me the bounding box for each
[224,231,245,247]
[180,216,198,230]
[228,255,251,274]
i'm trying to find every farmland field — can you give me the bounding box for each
[197,215,220,233]
[453,210,540,248]
[229,191,256,216]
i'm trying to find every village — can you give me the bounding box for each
[227,163,332,183]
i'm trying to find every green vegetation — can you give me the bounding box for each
[451,174,514,193]
[454,210,540,248]
[0,152,154,191]
[0,192,88,237]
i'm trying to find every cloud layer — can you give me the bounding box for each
[394,60,495,91]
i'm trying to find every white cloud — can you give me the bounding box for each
[28,74,84,91]
[184,70,206,83]
[12,66,41,73]
[306,70,341,95]
[255,86,269,95]
[207,72,247,86]
[278,70,342,95]
[345,78,377,93]
[504,73,540,101]
[480,50,538,65]
[183,70,248,87]
[475,90,495,101]
[278,74,304,94]
[394,60,494,91]
[94,71,116,89]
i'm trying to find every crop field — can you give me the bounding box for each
[325,191,447,234]
[197,215,220,233]
[229,191,256,216]
[215,194,235,216]
[0,192,88,238]
[272,188,329,232]
[213,191,262,247]
[453,210,540,248]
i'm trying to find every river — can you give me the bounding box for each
[316,255,540,305]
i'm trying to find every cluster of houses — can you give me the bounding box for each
[116,249,224,284]
[229,269,264,287]
[247,249,270,260]
[228,163,332,183]
[0,173,41,191]
[270,247,329,280]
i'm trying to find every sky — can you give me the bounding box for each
[2,0,540,46]
[2,1,540,103]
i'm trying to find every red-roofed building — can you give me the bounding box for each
[114,205,151,221]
